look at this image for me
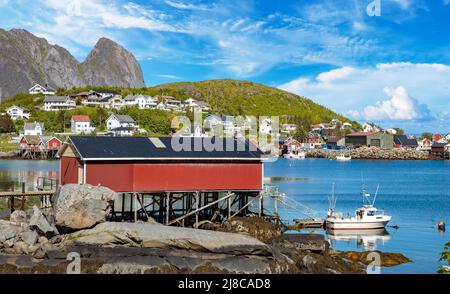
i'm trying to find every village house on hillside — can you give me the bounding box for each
[22,122,44,136]
[5,105,30,120]
[183,98,211,112]
[71,115,95,135]
[281,124,297,134]
[162,95,182,111]
[43,96,76,111]
[29,84,55,95]
[106,114,144,136]
[124,94,157,109]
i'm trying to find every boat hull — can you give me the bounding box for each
[325,220,390,230]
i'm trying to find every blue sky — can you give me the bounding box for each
[1,0,450,133]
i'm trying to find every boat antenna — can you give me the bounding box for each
[373,184,380,205]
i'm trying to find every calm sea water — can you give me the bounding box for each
[265,158,450,274]
[0,159,448,273]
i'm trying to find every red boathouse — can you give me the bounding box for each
[58,136,264,225]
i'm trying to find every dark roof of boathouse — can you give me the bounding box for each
[64,136,263,161]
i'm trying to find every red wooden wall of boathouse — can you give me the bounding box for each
[60,157,83,185]
[60,160,263,192]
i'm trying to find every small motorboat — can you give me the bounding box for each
[325,184,391,230]
[336,154,351,161]
[283,151,306,159]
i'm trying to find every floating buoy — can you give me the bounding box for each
[437,221,446,231]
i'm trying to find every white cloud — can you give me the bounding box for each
[165,1,211,11]
[279,62,450,123]
[392,0,412,10]
[157,74,181,79]
[317,66,356,83]
[362,86,433,121]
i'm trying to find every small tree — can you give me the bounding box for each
[421,132,433,140]
[0,114,15,133]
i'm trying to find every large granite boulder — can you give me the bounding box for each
[67,222,272,256]
[52,184,116,231]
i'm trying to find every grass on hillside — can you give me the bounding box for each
[0,135,18,152]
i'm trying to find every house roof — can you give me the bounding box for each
[326,136,342,143]
[72,115,91,122]
[44,96,70,103]
[6,105,27,112]
[22,135,42,145]
[63,136,263,160]
[346,131,379,137]
[24,122,44,131]
[93,89,118,95]
[432,142,447,148]
[393,135,418,147]
[112,114,135,124]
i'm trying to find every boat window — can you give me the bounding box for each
[367,211,375,216]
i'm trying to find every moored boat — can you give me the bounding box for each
[325,184,391,230]
[336,154,351,161]
[283,151,306,159]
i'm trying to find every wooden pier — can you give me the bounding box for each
[0,178,57,213]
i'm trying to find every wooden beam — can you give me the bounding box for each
[230,199,254,220]
[168,192,235,226]
[165,193,170,225]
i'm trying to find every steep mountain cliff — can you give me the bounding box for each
[0,29,145,99]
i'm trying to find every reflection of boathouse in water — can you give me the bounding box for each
[58,136,265,226]
[326,229,391,251]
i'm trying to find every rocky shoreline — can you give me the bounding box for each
[307,146,433,160]
[0,184,411,274]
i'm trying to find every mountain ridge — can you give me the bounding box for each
[0,28,145,99]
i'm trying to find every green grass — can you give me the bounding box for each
[0,135,18,152]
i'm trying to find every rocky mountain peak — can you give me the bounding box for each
[0,29,145,99]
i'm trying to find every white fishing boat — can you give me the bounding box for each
[283,151,306,159]
[325,184,391,230]
[336,154,351,161]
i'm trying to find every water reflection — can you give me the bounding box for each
[326,228,391,251]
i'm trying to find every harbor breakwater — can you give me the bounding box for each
[307,147,432,160]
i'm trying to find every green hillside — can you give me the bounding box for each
[0,79,360,137]
[150,79,355,123]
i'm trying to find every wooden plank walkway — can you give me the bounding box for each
[0,190,56,197]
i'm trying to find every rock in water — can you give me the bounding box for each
[29,206,58,237]
[52,184,116,231]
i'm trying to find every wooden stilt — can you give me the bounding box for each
[195,191,199,227]
[165,193,170,225]
[259,193,263,217]
[227,195,231,220]
[134,193,137,222]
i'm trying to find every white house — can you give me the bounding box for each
[281,124,297,133]
[29,84,55,95]
[260,118,273,134]
[106,114,136,131]
[44,96,76,111]
[123,94,157,109]
[71,115,95,134]
[362,123,380,133]
[163,96,182,111]
[6,105,30,120]
[22,122,44,136]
